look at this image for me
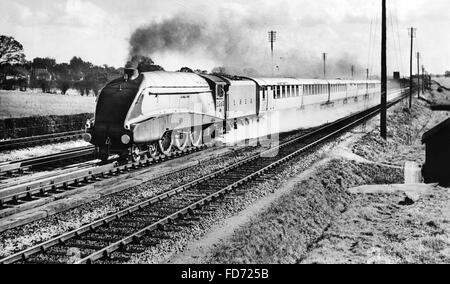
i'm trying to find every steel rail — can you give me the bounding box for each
[0,90,409,264]
[0,146,96,175]
[0,144,208,209]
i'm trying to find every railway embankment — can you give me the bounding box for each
[167,87,450,264]
[0,113,92,140]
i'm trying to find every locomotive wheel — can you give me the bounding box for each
[173,130,189,151]
[146,143,158,159]
[190,128,203,147]
[131,145,142,163]
[158,131,173,155]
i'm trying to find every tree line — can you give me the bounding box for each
[0,35,243,96]
[0,35,169,96]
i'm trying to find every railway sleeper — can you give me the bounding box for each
[119,244,147,254]
[110,220,146,229]
[94,226,136,237]
[42,246,75,257]
[131,212,162,220]
[78,234,122,244]
[119,216,156,225]
[132,237,160,247]
[63,240,108,251]
[146,231,172,240]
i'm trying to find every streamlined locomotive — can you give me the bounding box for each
[84,69,383,161]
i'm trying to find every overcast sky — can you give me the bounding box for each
[1,0,449,76]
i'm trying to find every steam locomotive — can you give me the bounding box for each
[83,69,383,161]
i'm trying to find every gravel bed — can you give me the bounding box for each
[0,145,261,258]
[0,140,89,163]
[123,138,348,264]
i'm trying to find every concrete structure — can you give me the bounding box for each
[422,118,450,186]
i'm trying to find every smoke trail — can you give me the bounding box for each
[127,9,365,78]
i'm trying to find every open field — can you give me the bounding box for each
[0,90,96,119]
[433,77,450,89]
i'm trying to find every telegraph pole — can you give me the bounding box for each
[322,53,327,79]
[351,65,355,79]
[409,27,416,108]
[268,31,277,77]
[381,0,387,140]
[417,52,420,97]
[422,65,425,93]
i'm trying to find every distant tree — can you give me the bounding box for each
[35,78,51,93]
[53,63,71,80]
[32,57,57,70]
[179,67,194,73]
[69,56,92,79]
[0,35,25,66]
[445,71,450,77]
[56,79,72,95]
[85,67,109,96]
[73,81,88,96]
[0,64,29,90]
[103,65,123,81]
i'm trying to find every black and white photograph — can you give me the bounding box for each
[0,0,449,269]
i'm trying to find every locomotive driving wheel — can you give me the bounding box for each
[190,128,203,147]
[146,143,158,159]
[158,131,173,155]
[173,130,189,151]
[131,145,142,163]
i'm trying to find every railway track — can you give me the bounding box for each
[0,91,409,264]
[0,131,84,152]
[0,146,96,178]
[0,123,316,212]
[0,144,209,210]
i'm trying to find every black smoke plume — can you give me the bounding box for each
[127,9,364,78]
